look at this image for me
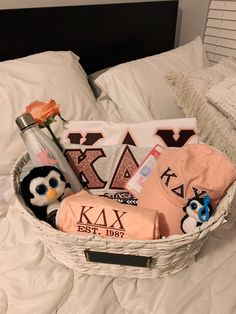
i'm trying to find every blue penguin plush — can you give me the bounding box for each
[20,166,72,228]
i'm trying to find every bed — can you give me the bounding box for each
[1,1,236,313]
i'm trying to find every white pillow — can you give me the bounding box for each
[167,57,236,165]
[0,51,106,175]
[97,92,135,122]
[206,76,236,128]
[95,36,210,122]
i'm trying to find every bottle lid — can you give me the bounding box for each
[15,113,36,131]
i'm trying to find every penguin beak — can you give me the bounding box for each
[47,188,57,201]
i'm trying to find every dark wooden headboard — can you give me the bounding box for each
[0,1,178,74]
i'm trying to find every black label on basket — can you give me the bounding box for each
[84,250,152,268]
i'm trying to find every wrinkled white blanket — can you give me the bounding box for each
[1,174,236,314]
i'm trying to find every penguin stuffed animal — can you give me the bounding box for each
[180,194,213,234]
[20,166,73,228]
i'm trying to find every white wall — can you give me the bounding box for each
[0,0,210,46]
[178,0,210,45]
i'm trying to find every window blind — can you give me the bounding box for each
[204,0,236,62]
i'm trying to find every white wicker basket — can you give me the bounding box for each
[10,152,236,278]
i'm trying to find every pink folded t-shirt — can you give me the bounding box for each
[57,190,159,240]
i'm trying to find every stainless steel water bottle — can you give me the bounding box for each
[16,112,82,193]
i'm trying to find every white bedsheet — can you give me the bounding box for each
[1,174,236,314]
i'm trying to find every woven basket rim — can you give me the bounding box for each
[10,151,236,245]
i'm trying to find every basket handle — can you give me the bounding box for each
[84,249,152,268]
[223,188,236,224]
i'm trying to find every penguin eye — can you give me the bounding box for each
[36,184,48,195]
[190,201,197,210]
[49,177,58,188]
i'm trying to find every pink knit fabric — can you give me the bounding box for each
[57,190,160,240]
[138,144,236,236]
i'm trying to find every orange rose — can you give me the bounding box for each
[26,99,61,125]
